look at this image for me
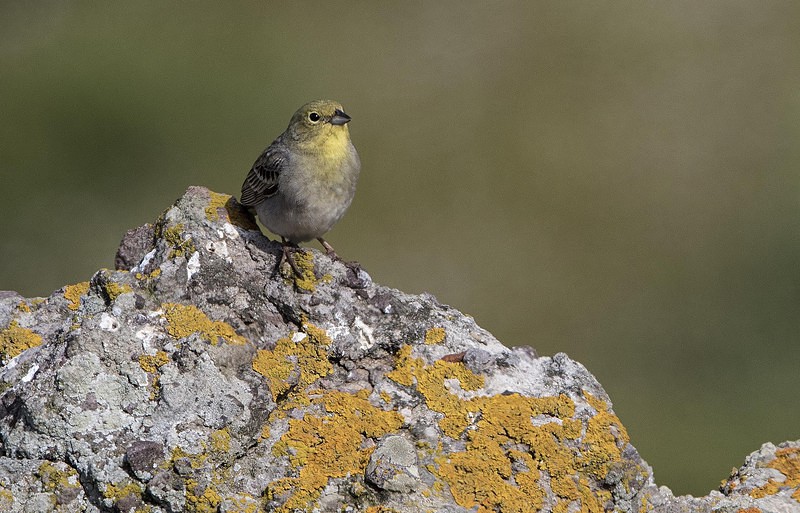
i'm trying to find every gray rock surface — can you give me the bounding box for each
[0,186,797,512]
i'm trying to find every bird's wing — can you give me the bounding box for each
[240,144,287,206]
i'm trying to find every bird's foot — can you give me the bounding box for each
[317,237,363,271]
[279,239,305,277]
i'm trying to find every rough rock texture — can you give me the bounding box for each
[0,186,797,513]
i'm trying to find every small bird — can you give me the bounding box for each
[240,100,361,274]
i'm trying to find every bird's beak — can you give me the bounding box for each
[330,109,351,125]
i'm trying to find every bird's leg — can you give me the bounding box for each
[280,237,305,277]
[317,238,340,260]
[318,237,363,272]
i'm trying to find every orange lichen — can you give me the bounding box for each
[139,351,169,373]
[387,344,485,437]
[424,327,446,345]
[251,325,333,402]
[269,389,403,512]
[582,391,631,480]
[0,320,43,362]
[37,461,82,499]
[160,429,243,513]
[204,191,232,222]
[388,344,631,513]
[159,223,195,259]
[223,495,261,513]
[139,351,170,400]
[253,323,333,407]
[64,281,90,310]
[433,392,580,513]
[210,428,231,453]
[185,478,222,513]
[750,446,800,500]
[0,489,12,510]
[205,190,259,231]
[104,281,132,302]
[162,303,247,345]
[285,250,331,293]
[250,324,409,511]
[436,429,545,512]
[103,481,143,508]
[385,344,416,386]
[135,268,162,281]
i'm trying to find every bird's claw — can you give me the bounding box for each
[278,239,305,277]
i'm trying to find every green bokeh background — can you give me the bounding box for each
[2,2,799,496]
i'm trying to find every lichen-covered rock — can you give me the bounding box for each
[365,435,420,493]
[0,186,797,513]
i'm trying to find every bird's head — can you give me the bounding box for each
[287,99,352,144]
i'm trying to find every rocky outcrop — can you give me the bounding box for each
[0,186,797,512]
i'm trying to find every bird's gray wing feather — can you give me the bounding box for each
[240,144,287,206]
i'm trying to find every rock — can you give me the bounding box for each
[0,186,796,512]
[365,435,420,493]
[125,440,166,482]
[114,223,156,272]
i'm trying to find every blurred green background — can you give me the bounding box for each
[2,1,799,496]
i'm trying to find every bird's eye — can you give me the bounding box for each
[308,112,321,123]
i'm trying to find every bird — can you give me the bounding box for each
[240,100,361,275]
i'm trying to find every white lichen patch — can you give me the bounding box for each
[131,248,157,273]
[531,414,564,427]
[4,355,18,370]
[99,313,119,332]
[186,251,201,281]
[354,317,375,350]
[205,239,231,263]
[56,353,103,399]
[135,325,161,350]
[170,428,207,456]
[220,222,240,240]
[21,363,39,383]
